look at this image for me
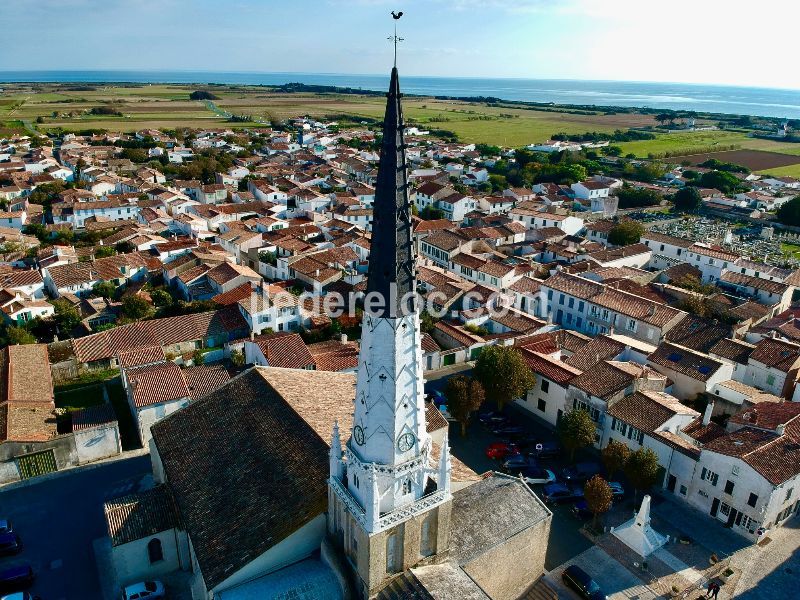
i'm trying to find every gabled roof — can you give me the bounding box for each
[608,390,698,434]
[749,337,800,373]
[648,342,724,382]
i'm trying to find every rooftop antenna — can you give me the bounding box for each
[389,11,404,68]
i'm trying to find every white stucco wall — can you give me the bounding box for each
[74,423,122,464]
[112,528,189,586]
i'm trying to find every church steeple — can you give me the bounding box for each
[364,67,416,318]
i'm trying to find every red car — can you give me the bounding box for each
[485,442,520,460]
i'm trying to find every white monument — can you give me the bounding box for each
[613,495,668,557]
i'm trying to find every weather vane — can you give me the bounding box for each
[389,11,404,68]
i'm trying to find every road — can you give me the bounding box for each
[0,454,152,599]
[424,368,594,571]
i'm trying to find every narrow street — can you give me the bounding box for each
[0,454,152,599]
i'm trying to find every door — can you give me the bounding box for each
[556,309,563,323]
[667,474,677,493]
[443,353,455,366]
[727,508,739,527]
[710,498,720,518]
[556,409,564,424]
[17,449,58,479]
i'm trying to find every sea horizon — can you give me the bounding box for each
[2,69,800,120]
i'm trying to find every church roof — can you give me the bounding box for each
[364,67,416,318]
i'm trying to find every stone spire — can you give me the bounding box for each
[438,431,452,494]
[329,420,343,479]
[364,67,416,318]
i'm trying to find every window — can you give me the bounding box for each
[576,317,582,328]
[559,294,565,305]
[568,297,574,309]
[547,290,553,301]
[748,493,759,508]
[147,538,163,564]
[402,479,412,494]
[613,418,627,436]
[720,502,731,516]
[724,480,735,495]
[767,374,776,386]
[701,467,719,487]
[420,514,436,557]
[627,319,636,332]
[578,301,584,312]
[540,380,550,393]
[679,485,687,496]
[786,488,793,502]
[537,398,546,412]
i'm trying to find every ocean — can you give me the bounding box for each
[1,70,800,120]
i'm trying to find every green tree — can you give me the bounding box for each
[625,446,661,504]
[52,298,82,333]
[94,246,116,258]
[230,349,245,367]
[150,289,173,308]
[192,349,205,366]
[93,281,116,299]
[584,475,613,530]
[601,440,631,480]
[615,186,662,209]
[419,206,445,220]
[673,186,702,212]
[121,295,152,320]
[776,196,800,226]
[608,221,644,246]
[557,408,597,462]
[696,170,742,195]
[4,326,36,345]
[473,345,536,411]
[445,375,486,437]
[419,311,438,334]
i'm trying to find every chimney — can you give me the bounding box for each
[340,333,348,344]
[776,423,786,436]
[702,400,714,426]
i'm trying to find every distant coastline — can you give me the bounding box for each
[2,70,800,120]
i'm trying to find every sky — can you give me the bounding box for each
[1,0,798,90]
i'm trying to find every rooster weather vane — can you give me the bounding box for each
[389,11,404,67]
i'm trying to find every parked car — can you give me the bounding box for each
[561,565,607,600]
[1,593,38,600]
[121,581,166,600]
[571,499,593,520]
[485,442,520,460]
[0,534,22,557]
[607,481,625,499]
[0,565,34,593]
[561,462,603,483]
[0,521,12,535]
[542,482,584,504]
[480,413,510,428]
[491,424,525,436]
[426,390,447,407]
[526,440,561,459]
[520,467,556,485]
[501,455,539,474]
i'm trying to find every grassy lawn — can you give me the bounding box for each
[782,242,800,259]
[759,164,800,178]
[54,368,120,393]
[54,383,106,411]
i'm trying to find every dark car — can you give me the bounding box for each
[0,564,35,592]
[571,499,593,519]
[527,440,561,459]
[492,424,525,437]
[542,482,584,504]
[426,390,447,407]
[0,520,12,535]
[561,462,603,483]
[608,481,625,499]
[501,455,539,474]
[0,534,22,557]
[561,565,607,600]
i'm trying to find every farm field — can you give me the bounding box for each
[665,149,800,171]
[758,163,800,178]
[3,83,800,164]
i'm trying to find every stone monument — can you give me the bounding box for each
[613,495,668,558]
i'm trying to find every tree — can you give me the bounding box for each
[557,408,597,462]
[625,446,661,504]
[584,475,613,530]
[608,221,644,246]
[777,196,800,226]
[419,206,444,221]
[696,170,743,195]
[192,349,205,366]
[52,298,82,333]
[615,186,662,209]
[121,295,152,321]
[93,281,116,299]
[601,440,631,480]
[473,345,536,411]
[4,326,36,345]
[150,289,173,308]
[445,375,486,437]
[94,246,116,259]
[673,186,702,212]
[230,349,245,367]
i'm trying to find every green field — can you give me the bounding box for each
[759,164,800,177]
[3,83,800,166]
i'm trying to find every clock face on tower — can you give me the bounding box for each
[353,425,365,446]
[397,432,416,452]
